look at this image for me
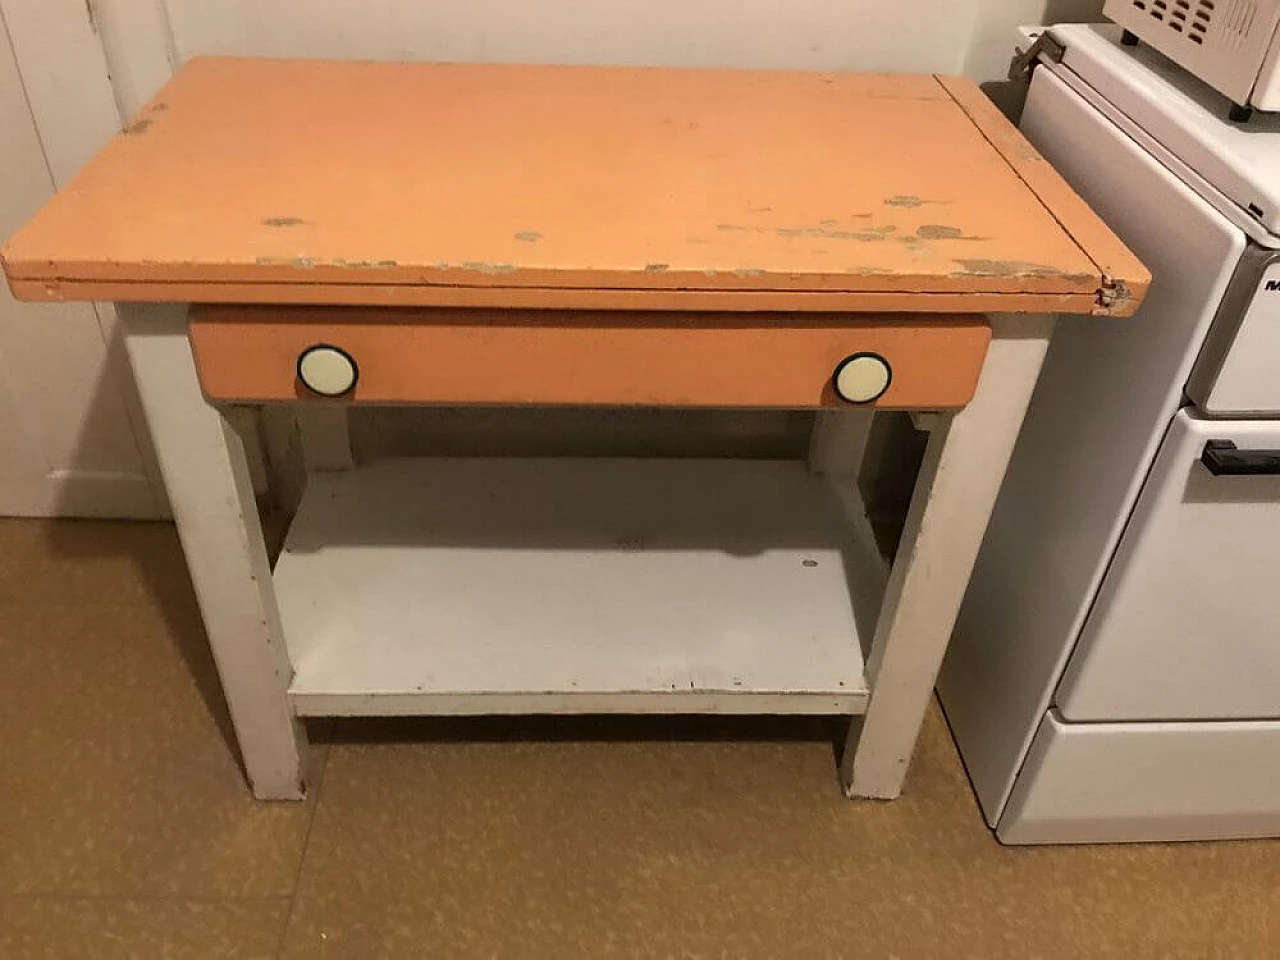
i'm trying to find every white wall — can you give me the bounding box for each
[965,0,1104,79]
[165,0,999,71]
[97,0,1104,116]
[0,0,166,517]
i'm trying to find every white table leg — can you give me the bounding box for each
[296,406,354,472]
[119,303,307,800]
[808,409,874,479]
[842,315,1053,799]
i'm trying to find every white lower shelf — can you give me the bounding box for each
[274,457,883,717]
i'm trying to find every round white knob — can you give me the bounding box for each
[297,344,358,397]
[833,353,891,404]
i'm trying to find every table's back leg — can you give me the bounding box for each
[842,315,1054,800]
[119,303,308,800]
[295,407,353,471]
[255,405,353,519]
[808,409,874,478]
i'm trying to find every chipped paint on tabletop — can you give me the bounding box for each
[717,221,902,244]
[330,258,400,269]
[952,259,1068,278]
[256,255,315,269]
[460,261,519,274]
[914,225,964,240]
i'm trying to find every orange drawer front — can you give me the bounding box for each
[189,306,990,409]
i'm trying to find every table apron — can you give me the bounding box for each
[189,314,991,409]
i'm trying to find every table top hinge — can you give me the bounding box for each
[1008,32,1065,84]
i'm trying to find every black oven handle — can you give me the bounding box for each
[1201,440,1280,476]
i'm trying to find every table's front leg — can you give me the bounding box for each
[842,314,1054,800]
[119,303,307,800]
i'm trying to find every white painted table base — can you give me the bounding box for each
[121,303,306,800]
[843,315,1052,798]
[119,304,1050,801]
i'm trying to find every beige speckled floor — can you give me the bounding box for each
[1,517,1277,959]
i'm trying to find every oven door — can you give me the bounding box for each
[1056,407,1280,721]
[1188,253,1280,417]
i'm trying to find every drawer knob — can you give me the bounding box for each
[833,353,891,404]
[297,344,358,397]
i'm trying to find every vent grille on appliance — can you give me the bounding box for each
[1127,0,1258,45]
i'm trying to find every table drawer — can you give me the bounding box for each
[189,307,990,409]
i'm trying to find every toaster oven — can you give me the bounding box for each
[1103,0,1280,118]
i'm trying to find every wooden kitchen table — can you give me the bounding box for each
[2,58,1147,801]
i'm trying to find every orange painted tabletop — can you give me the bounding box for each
[1,58,1147,316]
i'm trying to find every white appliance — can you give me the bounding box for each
[1103,0,1280,118]
[939,23,1280,844]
